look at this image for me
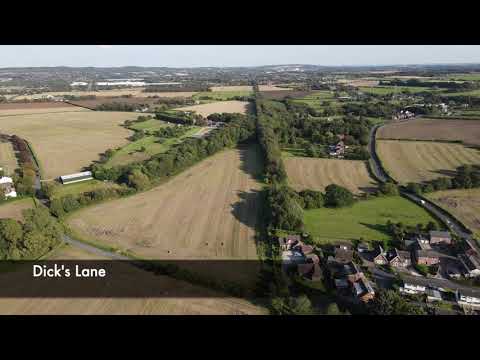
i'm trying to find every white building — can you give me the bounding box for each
[0,176,17,198]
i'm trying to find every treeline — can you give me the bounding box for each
[91,114,255,189]
[380,78,480,91]
[404,164,480,195]
[155,111,203,126]
[9,135,37,196]
[0,206,63,260]
[142,85,210,92]
[96,102,148,112]
[47,185,135,218]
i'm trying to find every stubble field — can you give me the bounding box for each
[0,244,266,315]
[284,157,378,194]
[0,111,136,179]
[0,198,36,222]
[377,118,480,146]
[376,140,480,183]
[68,146,262,261]
[0,140,18,175]
[174,100,249,117]
[427,189,480,238]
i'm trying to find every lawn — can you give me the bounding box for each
[304,196,441,244]
[192,91,252,101]
[105,127,200,167]
[359,86,439,95]
[129,119,170,132]
[50,179,121,199]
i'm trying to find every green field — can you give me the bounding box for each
[304,196,441,244]
[442,89,480,97]
[129,119,170,132]
[192,91,252,101]
[105,126,200,167]
[359,86,439,95]
[443,73,480,81]
[50,180,121,199]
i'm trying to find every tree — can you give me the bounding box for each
[324,184,355,207]
[127,169,151,191]
[406,182,423,195]
[379,182,399,196]
[369,289,426,315]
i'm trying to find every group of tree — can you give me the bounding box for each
[386,220,439,249]
[0,206,63,260]
[155,111,203,126]
[92,114,255,190]
[380,78,480,91]
[405,164,480,195]
[368,289,427,315]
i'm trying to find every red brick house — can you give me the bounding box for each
[373,245,388,265]
[414,250,440,266]
[387,248,412,268]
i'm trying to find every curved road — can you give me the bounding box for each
[368,122,477,248]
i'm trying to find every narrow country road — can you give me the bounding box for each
[62,235,130,260]
[367,122,477,247]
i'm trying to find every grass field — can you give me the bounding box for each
[193,91,252,101]
[49,180,122,199]
[0,140,18,175]
[376,140,480,183]
[442,89,480,97]
[304,196,441,244]
[377,118,480,146]
[129,118,170,132]
[68,146,263,262]
[359,86,438,95]
[284,157,378,194]
[0,244,266,315]
[174,101,249,117]
[209,85,290,92]
[443,73,480,81]
[0,106,89,117]
[0,111,137,179]
[105,127,200,167]
[427,189,480,238]
[0,198,36,222]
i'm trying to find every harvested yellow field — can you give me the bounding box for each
[0,244,266,315]
[0,198,36,222]
[210,85,290,92]
[68,146,262,260]
[175,100,249,117]
[377,119,480,146]
[15,89,198,100]
[0,111,136,179]
[284,157,377,193]
[0,107,89,117]
[427,189,480,238]
[0,140,18,175]
[377,140,480,183]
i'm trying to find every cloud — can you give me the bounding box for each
[97,45,113,49]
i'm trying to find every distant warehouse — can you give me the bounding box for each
[60,171,93,185]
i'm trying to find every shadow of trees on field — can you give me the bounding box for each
[231,190,262,231]
[237,144,264,182]
[358,186,379,194]
[359,222,390,237]
[431,169,457,177]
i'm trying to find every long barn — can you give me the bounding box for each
[60,171,93,185]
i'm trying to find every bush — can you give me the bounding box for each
[324,184,355,208]
[379,182,399,196]
[298,189,324,209]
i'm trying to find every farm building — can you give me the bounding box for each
[60,171,93,185]
[0,176,17,198]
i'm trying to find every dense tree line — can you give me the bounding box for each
[380,78,480,91]
[0,206,63,260]
[155,111,203,126]
[368,289,427,315]
[92,114,255,188]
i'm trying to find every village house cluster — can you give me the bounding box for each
[278,234,322,282]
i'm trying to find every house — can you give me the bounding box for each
[344,262,363,283]
[414,249,440,266]
[414,235,432,250]
[387,248,411,268]
[335,278,349,289]
[0,176,17,198]
[426,288,443,302]
[328,141,346,157]
[351,275,375,302]
[297,263,322,281]
[459,253,480,278]
[331,246,354,264]
[429,231,452,245]
[455,289,480,307]
[59,171,93,185]
[357,242,370,253]
[400,282,426,295]
[372,245,388,265]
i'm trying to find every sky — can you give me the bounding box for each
[0,45,480,68]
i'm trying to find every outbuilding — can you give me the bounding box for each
[60,171,93,185]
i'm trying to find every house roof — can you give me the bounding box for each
[415,249,441,259]
[334,248,353,263]
[387,248,410,262]
[429,231,451,239]
[0,176,13,184]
